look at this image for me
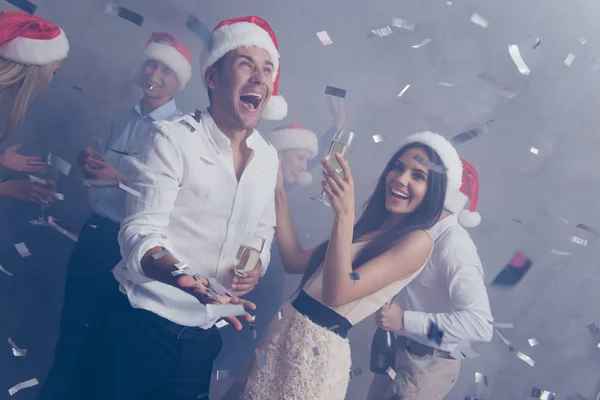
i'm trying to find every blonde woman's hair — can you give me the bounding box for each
[0,57,59,142]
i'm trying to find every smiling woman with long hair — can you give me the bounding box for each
[223,131,463,400]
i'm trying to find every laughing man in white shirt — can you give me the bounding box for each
[367,158,493,400]
[67,16,288,400]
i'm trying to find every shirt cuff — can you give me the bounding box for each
[125,234,174,285]
[402,310,428,336]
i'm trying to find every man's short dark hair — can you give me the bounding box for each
[206,56,225,103]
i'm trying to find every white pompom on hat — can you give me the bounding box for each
[144,31,192,90]
[444,158,482,227]
[202,16,287,120]
[400,131,463,199]
[0,10,69,65]
[266,122,319,158]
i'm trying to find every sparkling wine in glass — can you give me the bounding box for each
[233,233,265,277]
[30,166,59,227]
[311,129,355,206]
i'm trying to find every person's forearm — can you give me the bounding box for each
[274,187,307,273]
[402,309,493,344]
[321,216,354,306]
[140,246,185,288]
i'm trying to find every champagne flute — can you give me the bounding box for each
[29,166,59,227]
[233,233,265,278]
[311,129,355,206]
[89,136,105,171]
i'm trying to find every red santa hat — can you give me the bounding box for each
[203,16,287,120]
[401,131,463,199]
[444,158,481,227]
[267,123,318,185]
[144,31,191,90]
[0,11,69,65]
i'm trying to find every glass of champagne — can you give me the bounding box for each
[233,233,266,277]
[30,165,59,227]
[311,129,355,206]
[89,136,105,171]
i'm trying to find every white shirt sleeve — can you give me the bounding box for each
[118,121,184,284]
[256,190,275,276]
[402,237,494,345]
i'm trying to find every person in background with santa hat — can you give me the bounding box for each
[66,15,284,400]
[38,31,190,400]
[366,157,493,400]
[213,100,346,394]
[0,10,68,206]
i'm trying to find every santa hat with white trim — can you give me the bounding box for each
[401,131,463,199]
[144,31,191,90]
[0,10,69,65]
[267,123,319,185]
[202,15,287,120]
[445,158,482,227]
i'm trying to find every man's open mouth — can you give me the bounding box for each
[240,92,263,110]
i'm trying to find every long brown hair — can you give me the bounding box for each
[0,57,59,142]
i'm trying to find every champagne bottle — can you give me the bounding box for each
[369,298,397,375]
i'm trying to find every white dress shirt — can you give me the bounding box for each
[89,99,181,223]
[113,109,278,328]
[398,214,494,352]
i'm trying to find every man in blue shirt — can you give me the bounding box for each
[38,31,192,400]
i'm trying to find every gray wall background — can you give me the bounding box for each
[2,0,600,399]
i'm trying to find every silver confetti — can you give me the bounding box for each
[14,242,31,257]
[528,338,540,347]
[28,175,47,185]
[568,236,588,246]
[8,338,27,357]
[372,134,387,143]
[590,55,600,72]
[386,367,397,380]
[215,370,229,380]
[371,26,393,37]
[0,264,13,277]
[437,81,455,87]
[508,45,531,75]
[152,249,170,260]
[206,304,245,319]
[349,366,363,379]
[550,249,571,256]
[215,320,229,329]
[8,378,38,396]
[475,372,488,386]
[564,53,576,67]
[532,38,541,50]
[470,13,489,28]
[412,38,433,48]
[516,351,535,367]
[397,84,411,97]
[392,17,415,31]
[208,278,228,296]
[530,147,539,154]
[312,346,320,356]
[531,387,556,400]
[118,182,141,197]
[489,321,514,329]
[579,37,588,44]
[277,310,283,320]
[45,153,72,176]
[316,30,333,46]
[349,272,360,281]
[413,154,446,174]
[54,192,65,201]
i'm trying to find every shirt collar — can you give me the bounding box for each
[429,213,458,240]
[202,108,261,152]
[134,98,178,121]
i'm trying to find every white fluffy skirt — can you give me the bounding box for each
[241,302,352,400]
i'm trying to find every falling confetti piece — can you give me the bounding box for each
[277,310,283,320]
[447,0,452,5]
[72,86,83,91]
[44,153,72,176]
[413,154,446,174]
[392,17,415,31]
[47,217,78,242]
[532,39,541,50]
[579,37,588,44]
[325,86,347,98]
[546,208,569,225]
[491,251,532,286]
[564,53,576,67]
[568,236,588,246]
[371,26,393,37]
[312,347,320,356]
[5,0,36,14]
[516,352,535,367]
[316,31,333,46]
[152,249,170,260]
[8,378,38,396]
[197,393,209,399]
[528,338,540,347]
[88,224,98,229]
[576,223,600,237]
[349,367,363,379]
[588,321,600,335]
[28,175,46,185]
[550,249,571,256]
[215,320,229,329]
[512,218,523,224]
[215,370,229,380]
[186,14,211,46]
[8,338,27,357]
[103,4,144,26]
[0,264,13,276]
[14,243,31,257]
[372,134,386,143]
[437,81,455,87]
[427,322,444,345]
[349,272,360,281]
[54,192,65,200]
[206,304,245,319]
[508,45,531,75]
[493,328,514,350]
[531,387,556,399]
[590,55,600,72]
[530,147,539,154]
[489,321,514,329]
[412,38,433,48]
[470,13,489,28]
[397,85,410,97]
[386,367,397,380]
[475,372,488,386]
